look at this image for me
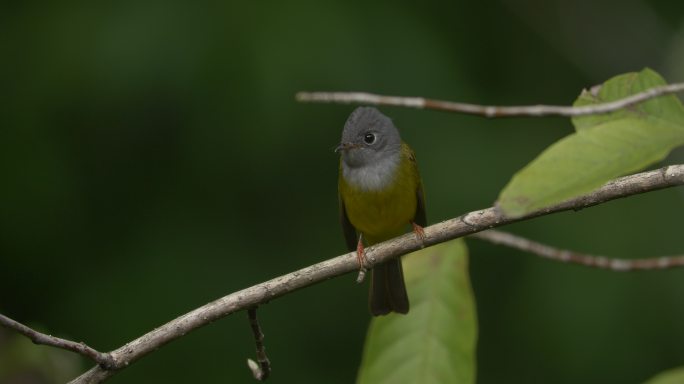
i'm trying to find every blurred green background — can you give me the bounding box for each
[2,0,684,383]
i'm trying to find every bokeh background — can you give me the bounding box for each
[2,0,684,383]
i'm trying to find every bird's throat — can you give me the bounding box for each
[341,153,400,191]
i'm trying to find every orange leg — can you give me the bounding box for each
[356,236,366,268]
[355,235,368,283]
[412,222,426,245]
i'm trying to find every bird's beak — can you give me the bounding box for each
[335,142,358,153]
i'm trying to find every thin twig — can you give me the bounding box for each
[40,164,681,383]
[0,313,114,368]
[246,307,271,381]
[295,82,684,117]
[470,229,684,271]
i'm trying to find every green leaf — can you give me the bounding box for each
[644,366,684,384]
[572,69,684,131]
[357,239,477,384]
[498,68,684,218]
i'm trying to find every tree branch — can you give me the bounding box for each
[0,164,671,383]
[246,306,271,381]
[295,82,684,117]
[470,229,684,271]
[0,314,114,368]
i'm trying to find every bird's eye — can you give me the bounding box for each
[364,133,376,144]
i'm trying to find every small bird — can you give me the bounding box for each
[336,107,426,316]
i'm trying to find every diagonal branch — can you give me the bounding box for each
[1,164,673,383]
[295,82,684,117]
[0,314,114,368]
[470,229,684,271]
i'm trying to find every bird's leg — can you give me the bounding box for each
[356,234,368,284]
[412,222,426,248]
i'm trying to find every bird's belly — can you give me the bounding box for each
[343,187,417,244]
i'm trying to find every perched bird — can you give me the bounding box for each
[336,107,426,316]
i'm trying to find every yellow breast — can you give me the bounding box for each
[339,143,420,245]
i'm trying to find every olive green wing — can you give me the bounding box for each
[415,186,427,227]
[407,144,427,227]
[339,195,358,252]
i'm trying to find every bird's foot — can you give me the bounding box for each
[355,236,368,283]
[412,222,426,248]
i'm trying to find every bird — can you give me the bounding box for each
[336,106,426,316]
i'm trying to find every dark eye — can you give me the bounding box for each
[364,133,376,144]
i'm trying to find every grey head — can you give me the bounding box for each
[336,107,402,169]
[336,107,403,190]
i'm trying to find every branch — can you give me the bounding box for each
[8,163,667,383]
[471,229,684,271]
[0,314,114,368]
[295,82,684,117]
[246,306,271,381]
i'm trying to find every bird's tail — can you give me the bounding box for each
[369,258,409,316]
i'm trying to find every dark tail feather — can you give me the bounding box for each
[369,258,409,316]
